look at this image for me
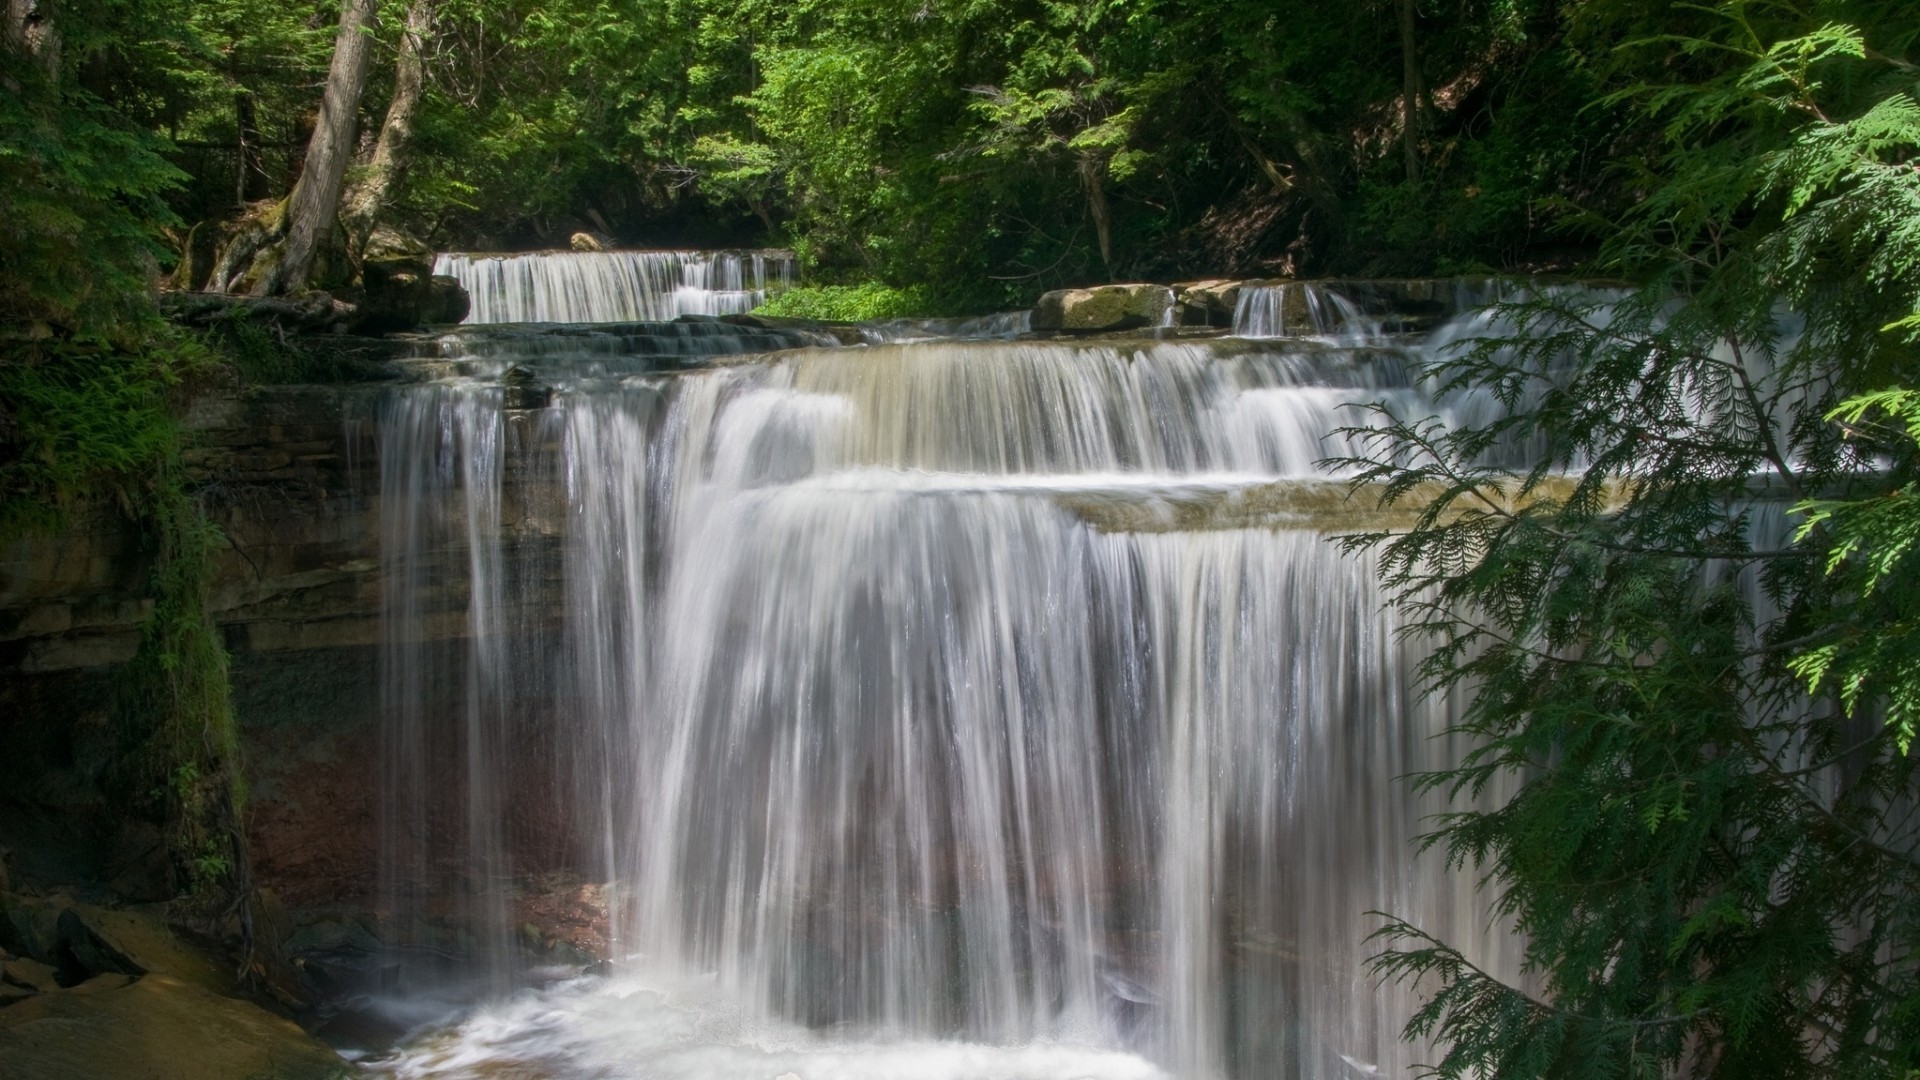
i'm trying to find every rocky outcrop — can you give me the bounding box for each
[197,205,463,334]
[0,973,349,1079]
[0,893,352,1077]
[352,225,436,334]
[1172,278,1249,326]
[1031,283,1175,331]
[423,274,470,324]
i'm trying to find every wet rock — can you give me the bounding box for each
[0,894,67,966]
[501,364,551,410]
[422,274,470,325]
[0,973,350,1079]
[718,312,866,346]
[352,225,436,334]
[283,916,382,959]
[570,231,612,252]
[56,904,234,995]
[513,876,610,965]
[2,956,59,993]
[1172,278,1245,326]
[1031,284,1174,331]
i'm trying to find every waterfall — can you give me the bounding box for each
[433,249,796,324]
[368,307,1525,1078]
[1232,283,1381,340]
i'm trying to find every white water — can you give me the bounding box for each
[1231,283,1380,340]
[370,294,1527,1078]
[433,249,795,324]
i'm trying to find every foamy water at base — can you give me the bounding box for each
[371,973,1168,1080]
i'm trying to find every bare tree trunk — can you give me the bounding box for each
[344,0,431,237]
[269,0,378,295]
[1079,153,1113,278]
[1398,0,1425,183]
[234,90,260,207]
[5,0,60,85]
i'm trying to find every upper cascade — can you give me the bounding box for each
[1232,283,1381,339]
[433,249,796,325]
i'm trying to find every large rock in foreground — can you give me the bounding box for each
[1032,283,1174,331]
[0,973,349,1079]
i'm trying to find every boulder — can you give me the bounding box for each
[422,274,471,325]
[570,231,612,252]
[351,225,436,334]
[0,973,350,1079]
[1031,284,1175,332]
[2,956,59,993]
[1172,279,1252,326]
[0,894,66,967]
[55,904,234,995]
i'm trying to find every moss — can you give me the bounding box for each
[115,463,248,903]
[752,282,934,321]
[1,331,248,906]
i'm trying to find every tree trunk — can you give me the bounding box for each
[269,0,378,295]
[1079,153,1113,278]
[234,90,260,207]
[343,0,431,237]
[5,0,60,84]
[1398,0,1425,183]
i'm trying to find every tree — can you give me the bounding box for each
[1344,6,1920,1076]
[268,0,378,294]
[343,0,433,237]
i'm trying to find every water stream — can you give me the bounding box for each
[433,249,795,324]
[365,256,1526,1079]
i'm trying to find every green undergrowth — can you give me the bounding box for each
[2,330,248,907]
[117,461,249,903]
[752,282,934,321]
[199,315,393,386]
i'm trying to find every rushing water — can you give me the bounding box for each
[367,266,1526,1079]
[1231,284,1380,340]
[433,249,796,324]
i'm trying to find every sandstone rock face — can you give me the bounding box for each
[1031,283,1175,331]
[2,377,593,954]
[56,904,234,995]
[0,973,350,1079]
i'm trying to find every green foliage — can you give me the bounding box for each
[117,446,248,903]
[0,331,248,904]
[751,282,932,321]
[1791,390,1920,752]
[0,46,181,340]
[1340,5,1920,1075]
[0,342,184,536]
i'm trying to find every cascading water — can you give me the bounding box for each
[365,292,1528,1079]
[433,249,795,324]
[1231,283,1380,340]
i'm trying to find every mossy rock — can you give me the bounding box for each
[1031,284,1175,331]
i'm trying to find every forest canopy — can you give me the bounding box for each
[3,0,1747,320]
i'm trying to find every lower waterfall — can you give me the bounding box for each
[367,316,1523,1078]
